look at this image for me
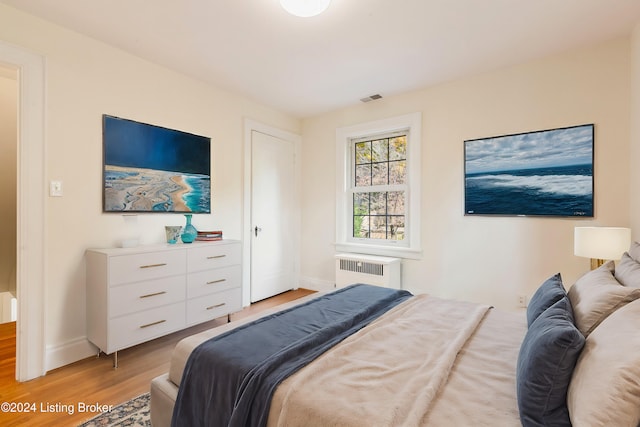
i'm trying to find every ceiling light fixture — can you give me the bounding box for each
[280,0,331,17]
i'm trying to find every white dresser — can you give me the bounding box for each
[86,240,241,365]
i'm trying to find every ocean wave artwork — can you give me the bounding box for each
[464,124,593,217]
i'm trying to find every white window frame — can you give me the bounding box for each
[336,113,422,259]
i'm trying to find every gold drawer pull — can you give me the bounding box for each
[139,291,167,299]
[139,319,166,329]
[139,263,167,269]
[206,279,226,285]
[206,303,226,310]
[207,255,226,259]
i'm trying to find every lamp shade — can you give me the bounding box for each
[280,0,331,17]
[574,227,631,260]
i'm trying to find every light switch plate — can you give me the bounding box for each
[50,180,63,197]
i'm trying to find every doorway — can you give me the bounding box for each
[0,40,46,382]
[243,120,301,306]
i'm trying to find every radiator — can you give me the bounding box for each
[335,253,401,289]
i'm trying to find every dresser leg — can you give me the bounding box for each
[227,313,231,323]
[113,351,118,369]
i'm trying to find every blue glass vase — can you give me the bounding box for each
[181,214,197,244]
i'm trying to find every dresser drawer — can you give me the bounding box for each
[186,287,242,326]
[187,243,241,273]
[186,265,241,299]
[108,302,185,353]
[109,276,186,318]
[109,250,186,286]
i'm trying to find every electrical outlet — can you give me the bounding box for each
[518,294,528,308]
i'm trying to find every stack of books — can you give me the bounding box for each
[195,230,223,241]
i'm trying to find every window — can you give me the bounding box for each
[336,113,422,259]
[352,133,407,241]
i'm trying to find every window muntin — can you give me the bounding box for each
[353,191,405,240]
[354,136,407,187]
[350,134,407,243]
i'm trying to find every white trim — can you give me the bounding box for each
[336,113,422,259]
[0,40,47,381]
[243,119,301,307]
[334,242,423,260]
[45,337,96,372]
[298,276,336,293]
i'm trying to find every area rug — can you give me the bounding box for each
[78,392,150,426]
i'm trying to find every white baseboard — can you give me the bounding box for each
[46,337,97,372]
[299,276,336,292]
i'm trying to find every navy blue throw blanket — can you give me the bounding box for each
[171,284,412,427]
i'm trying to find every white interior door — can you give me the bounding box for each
[250,130,296,302]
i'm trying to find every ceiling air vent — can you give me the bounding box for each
[360,94,383,103]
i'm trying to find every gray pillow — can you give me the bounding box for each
[629,241,640,263]
[517,297,585,427]
[526,273,566,327]
[567,261,640,336]
[614,252,640,287]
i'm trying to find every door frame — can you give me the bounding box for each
[242,119,301,307]
[0,40,46,381]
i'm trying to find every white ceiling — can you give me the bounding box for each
[3,0,640,118]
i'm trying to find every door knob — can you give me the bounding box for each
[254,226,262,237]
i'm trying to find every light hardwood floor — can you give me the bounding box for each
[0,288,316,427]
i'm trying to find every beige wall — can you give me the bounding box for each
[0,4,301,369]
[300,38,631,310]
[0,70,17,297]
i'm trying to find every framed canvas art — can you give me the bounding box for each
[464,124,594,217]
[103,115,211,213]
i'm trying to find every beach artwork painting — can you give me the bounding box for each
[464,124,594,217]
[103,115,211,213]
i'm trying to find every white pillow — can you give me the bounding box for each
[568,299,640,426]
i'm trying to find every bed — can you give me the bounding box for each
[150,244,640,426]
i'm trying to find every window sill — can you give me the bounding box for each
[334,242,422,260]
